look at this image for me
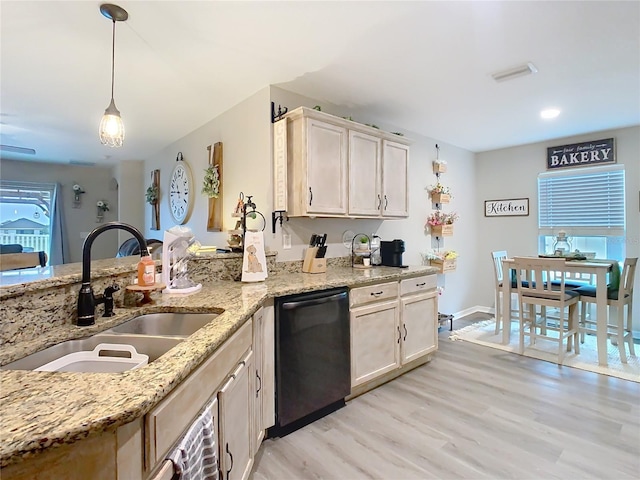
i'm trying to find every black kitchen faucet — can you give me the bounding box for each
[77,222,149,326]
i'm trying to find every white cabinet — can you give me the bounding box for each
[348,130,382,216]
[350,299,400,387]
[219,351,254,480]
[382,141,409,217]
[349,275,437,396]
[282,106,409,219]
[400,291,438,363]
[287,115,348,216]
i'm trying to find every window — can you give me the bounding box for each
[0,181,54,261]
[537,165,625,262]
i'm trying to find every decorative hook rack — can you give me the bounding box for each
[271,210,288,234]
[271,102,289,123]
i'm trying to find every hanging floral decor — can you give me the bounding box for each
[202,165,220,198]
[145,184,159,205]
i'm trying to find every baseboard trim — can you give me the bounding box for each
[451,305,494,319]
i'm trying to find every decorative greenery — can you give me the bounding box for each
[96,200,109,212]
[202,165,220,198]
[426,211,458,226]
[145,184,159,204]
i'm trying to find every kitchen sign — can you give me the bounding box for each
[547,138,615,170]
[484,198,529,217]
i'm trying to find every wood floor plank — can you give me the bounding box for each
[251,316,640,479]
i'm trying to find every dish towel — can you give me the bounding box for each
[167,399,219,480]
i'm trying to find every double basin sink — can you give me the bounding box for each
[3,312,220,372]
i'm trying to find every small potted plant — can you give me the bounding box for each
[427,183,451,204]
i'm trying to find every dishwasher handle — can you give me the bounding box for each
[281,291,348,310]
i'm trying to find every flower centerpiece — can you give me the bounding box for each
[202,165,220,198]
[423,249,458,273]
[426,211,458,236]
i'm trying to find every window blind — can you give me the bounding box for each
[538,165,625,236]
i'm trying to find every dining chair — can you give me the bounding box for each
[575,258,637,363]
[513,256,580,364]
[491,250,520,335]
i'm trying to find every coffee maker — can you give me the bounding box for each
[380,239,407,268]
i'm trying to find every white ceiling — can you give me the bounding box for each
[1,1,638,166]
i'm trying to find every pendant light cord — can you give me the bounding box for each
[110,19,116,100]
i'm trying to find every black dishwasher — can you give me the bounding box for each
[268,287,351,437]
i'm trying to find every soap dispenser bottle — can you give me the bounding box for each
[137,255,156,286]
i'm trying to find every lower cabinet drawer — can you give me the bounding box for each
[350,281,398,307]
[145,320,252,470]
[400,275,436,296]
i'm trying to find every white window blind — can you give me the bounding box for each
[538,165,625,236]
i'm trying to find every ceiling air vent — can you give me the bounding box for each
[0,144,36,155]
[491,62,538,82]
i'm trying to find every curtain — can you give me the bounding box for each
[49,183,68,265]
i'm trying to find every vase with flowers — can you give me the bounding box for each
[423,249,458,273]
[426,211,458,236]
[96,200,109,223]
[428,183,451,204]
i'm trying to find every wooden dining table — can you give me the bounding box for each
[502,257,614,366]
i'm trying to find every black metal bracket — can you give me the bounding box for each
[271,210,288,234]
[271,102,288,123]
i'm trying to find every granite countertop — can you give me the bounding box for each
[0,265,436,468]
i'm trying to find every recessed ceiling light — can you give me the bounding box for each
[540,108,561,119]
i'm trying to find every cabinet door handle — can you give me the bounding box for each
[416,282,426,287]
[377,194,381,209]
[403,323,408,341]
[309,187,313,206]
[370,291,384,296]
[384,195,388,209]
[397,326,401,344]
[226,443,234,477]
[256,370,262,397]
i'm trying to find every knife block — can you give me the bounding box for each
[302,247,327,274]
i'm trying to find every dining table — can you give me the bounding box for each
[502,257,614,366]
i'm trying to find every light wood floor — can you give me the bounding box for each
[251,315,640,479]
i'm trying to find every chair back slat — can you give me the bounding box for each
[491,250,508,284]
[513,256,568,300]
[620,258,637,298]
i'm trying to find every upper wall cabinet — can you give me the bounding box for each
[281,107,410,218]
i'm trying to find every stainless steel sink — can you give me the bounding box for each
[2,334,183,371]
[106,312,219,337]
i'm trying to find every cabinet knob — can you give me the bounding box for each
[397,326,401,344]
[403,323,408,341]
[309,187,313,206]
[416,282,426,287]
[384,195,388,209]
[226,443,234,477]
[370,291,384,296]
[377,194,381,209]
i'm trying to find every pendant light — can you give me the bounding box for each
[98,4,128,147]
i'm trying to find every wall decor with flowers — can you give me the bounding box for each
[204,142,223,232]
[146,169,161,230]
[425,144,457,272]
[96,200,109,223]
[72,182,85,208]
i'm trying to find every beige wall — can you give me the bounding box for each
[268,86,478,316]
[0,159,120,263]
[143,87,272,249]
[115,160,146,247]
[475,126,640,322]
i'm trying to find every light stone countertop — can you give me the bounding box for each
[0,265,436,468]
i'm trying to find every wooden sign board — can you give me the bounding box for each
[547,138,615,170]
[484,198,529,217]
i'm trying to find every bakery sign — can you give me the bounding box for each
[547,138,615,170]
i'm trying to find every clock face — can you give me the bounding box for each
[169,162,192,224]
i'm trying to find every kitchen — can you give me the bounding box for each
[1,1,639,479]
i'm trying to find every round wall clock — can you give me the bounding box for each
[169,152,193,224]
